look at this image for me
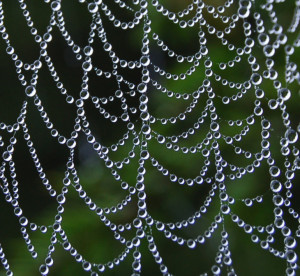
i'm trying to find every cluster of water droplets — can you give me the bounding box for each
[0,0,299,275]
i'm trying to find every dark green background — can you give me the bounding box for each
[0,0,299,275]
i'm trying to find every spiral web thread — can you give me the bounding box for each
[0,0,300,275]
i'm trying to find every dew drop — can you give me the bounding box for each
[140,150,149,160]
[6,46,14,55]
[82,61,92,72]
[140,56,150,66]
[88,3,98,13]
[285,129,298,144]
[238,7,250,18]
[285,237,296,249]
[83,46,93,56]
[67,139,76,149]
[51,1,61,11]
[137,83,147,93]
[39,264,49,275]
[279,88,291,101]
[269,166,280,177]
[251,73,262,85]
[286,250,297,263]
[2,151,12,162]
[57,194,66,204]
[82,261,92,271]
[221,204,230,214]
[263,45,275,57]
[268,99,278,109]
[25,86,36,97]
[14,207,23,217]
[210,122,219,132]
[187,239,196,249]
[215,172,225,182]
[45,256,54,266]
[258,33,269,46]
[211,265,221,274]
[270,180,282,193]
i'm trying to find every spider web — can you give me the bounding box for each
[0,0,299,275]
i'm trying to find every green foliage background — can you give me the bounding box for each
[0,0,299,275]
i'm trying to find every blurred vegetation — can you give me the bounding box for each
[0,0,299,275]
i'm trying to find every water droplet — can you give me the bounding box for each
[251,73,262,85]
[25,86,36,97]
[263,45,275,57]
[19,216,28,226]
[157,135,165,144]
[2,151,12,162]
[83,46,93,56]
[82,61,92,72]
[140,150,149,160]
[273,195,284,206]
[140,56,150,66]
[244,198,253,206]
[286,250,297,263]
[137,83,147,93]
[45,256,54,266]
[268,99,278,109]
[269,166,280,177]
[285,237,296,249]
[88,3,98,13]
[51,1,61,11]
[14,207,23,217]
[141,124,150,134]
[67,139,76,149]
[285,45,294,55]
[221,204,230,214]
[210,122,219,131]
[279,88,291,101]
[211,265,221,274]
[57,194,66,204]
[258,33,269,46]
[187,239,196,249]
[215,172,224,182]
[103,43,112,52]
[285,129,298,143]
[270,180,282,193]
[39,264,49,275]
[83,261,92,271]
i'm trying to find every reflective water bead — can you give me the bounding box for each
[279,88,291,101]
[88,3,98,13]
[263,45,275,57]
[67,139,76,149]
[137,83,147,93]
[82,61,92,72]
[83,46,93,56]
[25,86,36,97]
[258,33,269,46]
[284,237,296,249]
[270,180,282,193]
[285,129,298,144]
[211,265,221,274]
[51,1,61,11]
[82,261,92,271]
[39,264,49,275]
[2,151,12,162]
[251,73,262,85]
[286,250,297,263]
